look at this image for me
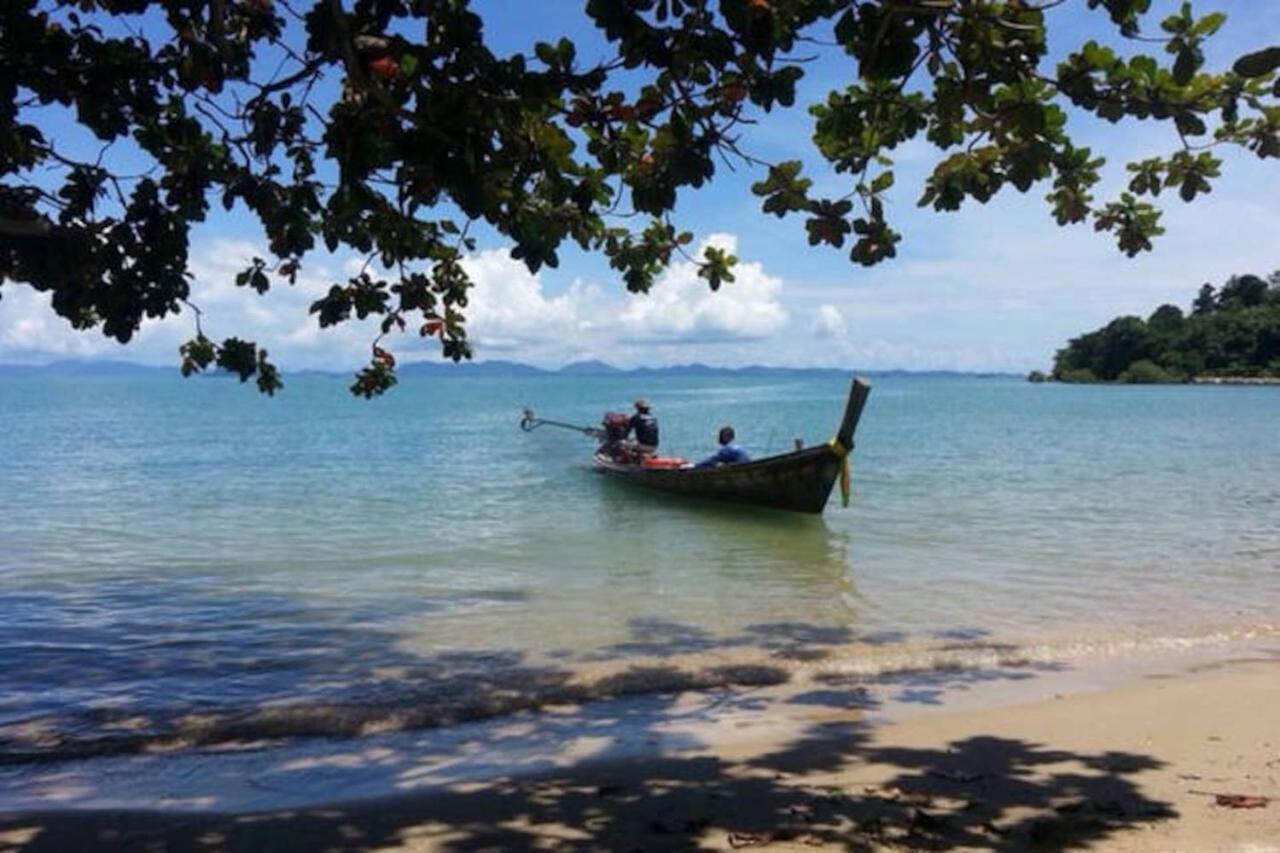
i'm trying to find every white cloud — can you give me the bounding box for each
[615,233,787,344]
[811,304,847,340]
[0,287,103,360]
[460,250,607,351]
[0,239,377,369]
[447,233,787,361]
[0,233,794,370]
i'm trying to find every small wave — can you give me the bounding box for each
[0,660,790,765]
[813,623,1280,679]
[4,622,1277,766]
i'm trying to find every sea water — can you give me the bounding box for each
[1,372,1277,759]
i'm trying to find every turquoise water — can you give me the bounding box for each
[1,373,1278,758]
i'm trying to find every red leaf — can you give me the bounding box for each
[367,57,399,80]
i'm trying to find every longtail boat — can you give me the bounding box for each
[521,378,871,514]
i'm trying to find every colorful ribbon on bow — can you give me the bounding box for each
[827,438,852,507]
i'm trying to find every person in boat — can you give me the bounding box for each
[695,425,751,468]
[629,398,659,453]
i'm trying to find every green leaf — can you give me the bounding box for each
[556,37,576,66]
[179,335,216,377]
[750,161,812,218]
[535,42,557,66]
[1172,47,1199,86]
[215,338,260,382]
[698,246,737,290]
[1233,46,1280,78]
[833,9,857,46]
[1192,12,1226,38]
[350,360,397,398]
[1173,111,1206,137]
[250,268,270,294]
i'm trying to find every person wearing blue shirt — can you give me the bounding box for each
[696,425,751,468]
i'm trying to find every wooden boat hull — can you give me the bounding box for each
[594,443,849,513]
[593,378,871,514]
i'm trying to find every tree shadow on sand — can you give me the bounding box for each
[0,692,1175,852]
[0,588,1176,851]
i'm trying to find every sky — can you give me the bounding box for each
[3,0,1279,373]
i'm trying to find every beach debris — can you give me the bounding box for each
[1189,789,1272,808]
[727,830,772,847]
[1213,793,1270,809]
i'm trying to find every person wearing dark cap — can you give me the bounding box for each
[629,398,659,452]
[695,425,750,468]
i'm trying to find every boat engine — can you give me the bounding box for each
[601,412,632,443]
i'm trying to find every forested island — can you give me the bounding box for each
[1032,272,1280,384]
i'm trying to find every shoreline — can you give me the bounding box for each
[5,619,1278,766]
[1190,376,1280,385]
[1030,375,1280,385]
[2,640,1278,850]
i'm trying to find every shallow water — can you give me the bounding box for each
[1,372,1278,757]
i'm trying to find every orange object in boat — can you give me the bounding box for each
[642,455,689,469]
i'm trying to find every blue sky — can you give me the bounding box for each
[3,0,1279,372]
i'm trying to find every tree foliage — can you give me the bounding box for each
[1051,271,1280,382]
[2,0,1279,394]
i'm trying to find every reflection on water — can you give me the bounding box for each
[593,474,853,577]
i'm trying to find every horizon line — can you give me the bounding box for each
[0,357,1021,378]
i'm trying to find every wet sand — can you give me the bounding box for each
[2,646,1278,851]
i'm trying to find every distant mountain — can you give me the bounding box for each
[0,359,170,376]
[397,358,547,377]
[0,358,1018,380]
[623,363,847,378]
[557,359,622,375]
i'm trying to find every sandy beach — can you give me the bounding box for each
[2,643,1278,851]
